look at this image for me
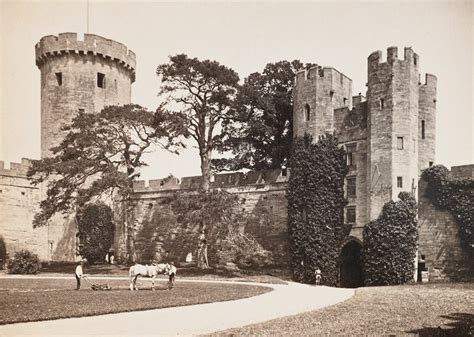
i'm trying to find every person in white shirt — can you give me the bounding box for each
[167,263,177,290]
[75,260,84,290]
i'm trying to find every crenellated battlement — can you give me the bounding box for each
[295,65,351,84]
[368,46,419,68]
[35,33,136,81]
[132,169,289,193]
[0,158,34,177]
[420,73,437,87]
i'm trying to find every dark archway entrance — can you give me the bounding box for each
[339,239,364,288]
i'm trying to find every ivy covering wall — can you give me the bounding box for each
[421,165,473,253]
[287,134,350,285]
[362,192,418,286]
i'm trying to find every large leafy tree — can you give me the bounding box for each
[156,54,240,191]
[77,203,115,264]
[27,104,185,228]
[213,60,311,171]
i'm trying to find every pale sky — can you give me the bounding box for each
[1,0,473,180]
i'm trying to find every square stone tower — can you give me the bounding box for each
[293,47,437,237]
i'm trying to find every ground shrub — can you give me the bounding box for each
[0,236,7,269]
[217,230,273,268]
[77,202,115,264]
[362,192,418,286]
[7,249,41,274]
[287,134,350,285]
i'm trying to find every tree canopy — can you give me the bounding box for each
[27,104,185,227]
[157,54,240,190]
[213,60,312,172]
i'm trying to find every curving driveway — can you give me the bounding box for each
[0,279,354,336]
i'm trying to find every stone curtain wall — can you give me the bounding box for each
[418,165,474,281]
[114,170,289,267]
[0,159,76,261]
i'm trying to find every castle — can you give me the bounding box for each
[0,33,471,281]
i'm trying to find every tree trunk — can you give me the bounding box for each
[200,150,211,191]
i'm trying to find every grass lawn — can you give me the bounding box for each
[0,278,271,325]
[38,262,289,284]
[214,283,474,336]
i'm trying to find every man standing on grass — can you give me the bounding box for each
[75,260,84,290]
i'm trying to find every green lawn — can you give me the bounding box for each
[0,278,271,325]
[213,283,474,336]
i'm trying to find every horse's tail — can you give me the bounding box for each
[129,265,134,278]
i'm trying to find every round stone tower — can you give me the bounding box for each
[35,32,136,158]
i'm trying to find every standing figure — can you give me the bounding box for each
[75,260,84,290]
[197,239,209,269]
[167,263,177,290]
[315,268,322,285]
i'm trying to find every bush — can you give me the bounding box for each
[362,192,418,286]
[217,230,273,268]
[7,250,41,274]
[287,134,350,285]
[77,203,115,264]
[0,236,7,270]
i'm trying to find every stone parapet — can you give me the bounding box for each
[132,169,289,193]
[0,158,33,177]
[35,33,136,82]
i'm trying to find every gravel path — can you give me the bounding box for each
[0,279,353,336]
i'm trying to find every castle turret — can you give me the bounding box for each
[366,47,420,220]
[418,73,437,171]
[293,66,352,140]
[35,33,136,158]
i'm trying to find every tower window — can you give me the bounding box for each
[304,104,311,122]
[429,161,434,167]
[421,120,425,139]
[397,137,404,150]
[347,177,356,197]
[306,71,310,80]
[397,176,403,188]
[55,72,62,86]
[343,97,348,106]
[340,73,343,84]
[346,207,356,224]
[78,108,85,113]
[97,73,105,88]
[380,98,385,109]
[346,143,356,167]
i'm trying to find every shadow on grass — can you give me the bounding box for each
[407,313,473,336]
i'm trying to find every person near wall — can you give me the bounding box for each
[315,268,322,285]
[418,254,426,282]
[75,260,84,290]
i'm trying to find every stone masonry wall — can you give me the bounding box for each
[0,159,76,261]
[114,170,290,267]
[418,166,474,281]
[293,66,352,139]
[334,101,368,239]
[36,33,135,157]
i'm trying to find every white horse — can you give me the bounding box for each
[129,263,171,291]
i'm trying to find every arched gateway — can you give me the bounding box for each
[339,237,364,288]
